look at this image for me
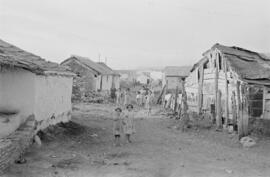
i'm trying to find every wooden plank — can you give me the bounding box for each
[198,65,204,114]
[181,80,188,113]
[242,85,249,136]
[231,91,237,128]
[174,86,179,112]
[215,52,219,126]
[216,90,222,128]
[238,83,244,139]
[157,84,166,104]
[224,59,229,127]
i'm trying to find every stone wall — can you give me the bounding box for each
[0,115,37,174]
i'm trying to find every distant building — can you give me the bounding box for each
[136,71,151,85]
[117,70,136,83]
[96,62,120,91]
[162,66,191,91]
[61,55,120,95]
[150,71,163,81]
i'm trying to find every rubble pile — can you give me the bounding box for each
[249,118,270,136]
[82,91,110,104]
[240,136,256,148]
[189,112,213,129]
[71,83,109,104]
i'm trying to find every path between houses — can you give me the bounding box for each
[4,103,270,177]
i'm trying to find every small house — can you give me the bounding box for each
[0,39,74,138]
[136,71,151,85]
[185,43,270,137]
[0,39,74,171]
[61,55,101,94]
[95,62,120,91]
[117,70,136,83]
[162,66,191,92]
[61,56,120,95]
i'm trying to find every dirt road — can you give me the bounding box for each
[4,103,270,177]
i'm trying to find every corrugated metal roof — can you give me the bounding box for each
[214,44,270,81]
[193,43,270,83]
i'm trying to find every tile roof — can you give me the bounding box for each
[0,39,72,76]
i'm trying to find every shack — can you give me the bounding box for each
[61,56,120,95]
[0,39,74,171]
[185,43,270,137]
[96,62,120,91]
[162,66,191,92]
[136,71,151,85]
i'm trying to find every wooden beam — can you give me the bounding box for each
[231,91,237,129]
[224,59,229,127]
[216,90,222,128]
[237,82,244,139]
[198,65,204,114]
[174,85,179,112]
[181,80,188,114]
[180,80,189,131]
[242,85,249,136]
[157,84,166,104]
[215,52,219,126]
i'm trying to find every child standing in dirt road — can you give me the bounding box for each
[124,88,131,106]
[145,91,154,116]
[116,89,121,105]
[113,107,123,146]
[123,104,135,143]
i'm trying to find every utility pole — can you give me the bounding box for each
[105,57,107,64]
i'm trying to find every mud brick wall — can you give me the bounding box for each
[0,115,37,174]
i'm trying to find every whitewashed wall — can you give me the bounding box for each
[0,68,36,138]
[97,75,120,91]
[113,76,120,89]
[34,75,73,131]
[0,67,73,138]
[101,75,112,90]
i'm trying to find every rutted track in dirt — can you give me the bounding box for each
[4,103,270,177]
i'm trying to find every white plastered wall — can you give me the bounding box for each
[34,75,73,130]
[0,67,36,138]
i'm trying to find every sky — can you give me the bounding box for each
[0,0,270,70]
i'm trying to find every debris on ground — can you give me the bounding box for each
[34,135,42,147]
[90,133,98,137]
[240,136,256,148]
[14,155,27,164]
[54,157,83,170]
[225,169,233,174]
[72,85,110,104]
[189,112,213,129]
[249,118,270,136]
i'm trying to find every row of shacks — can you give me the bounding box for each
[164,43,270,138]
[0,39,119,172]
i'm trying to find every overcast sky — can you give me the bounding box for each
[0,0,269,69]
